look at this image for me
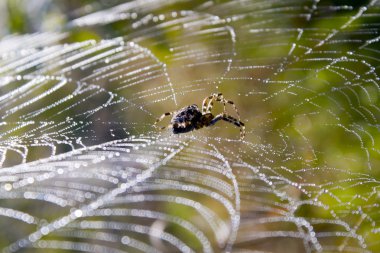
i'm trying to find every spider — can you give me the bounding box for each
[154,93,245,139]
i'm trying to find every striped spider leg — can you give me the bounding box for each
[210,113,245,140]
[202,93,241,120]
[154,112,174,130]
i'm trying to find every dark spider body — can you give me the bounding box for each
[154,93,245,139]
[171,105,214,134]
[171,105,201,134]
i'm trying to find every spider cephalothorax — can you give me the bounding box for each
[154,93,245,139]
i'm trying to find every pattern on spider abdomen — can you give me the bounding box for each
[171,104,202,134]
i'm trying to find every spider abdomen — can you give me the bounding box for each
[171,104,202,134]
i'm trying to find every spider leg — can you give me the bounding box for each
[208,93,241,120]
[224,99,240,120]
[210,113,245,140]
[205,93,225,114]
[154,112,174,129]
[205,93,241,121]
[159,124,173,130]
[202,94,215,114]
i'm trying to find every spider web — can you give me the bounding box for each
[0,0,380,252]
